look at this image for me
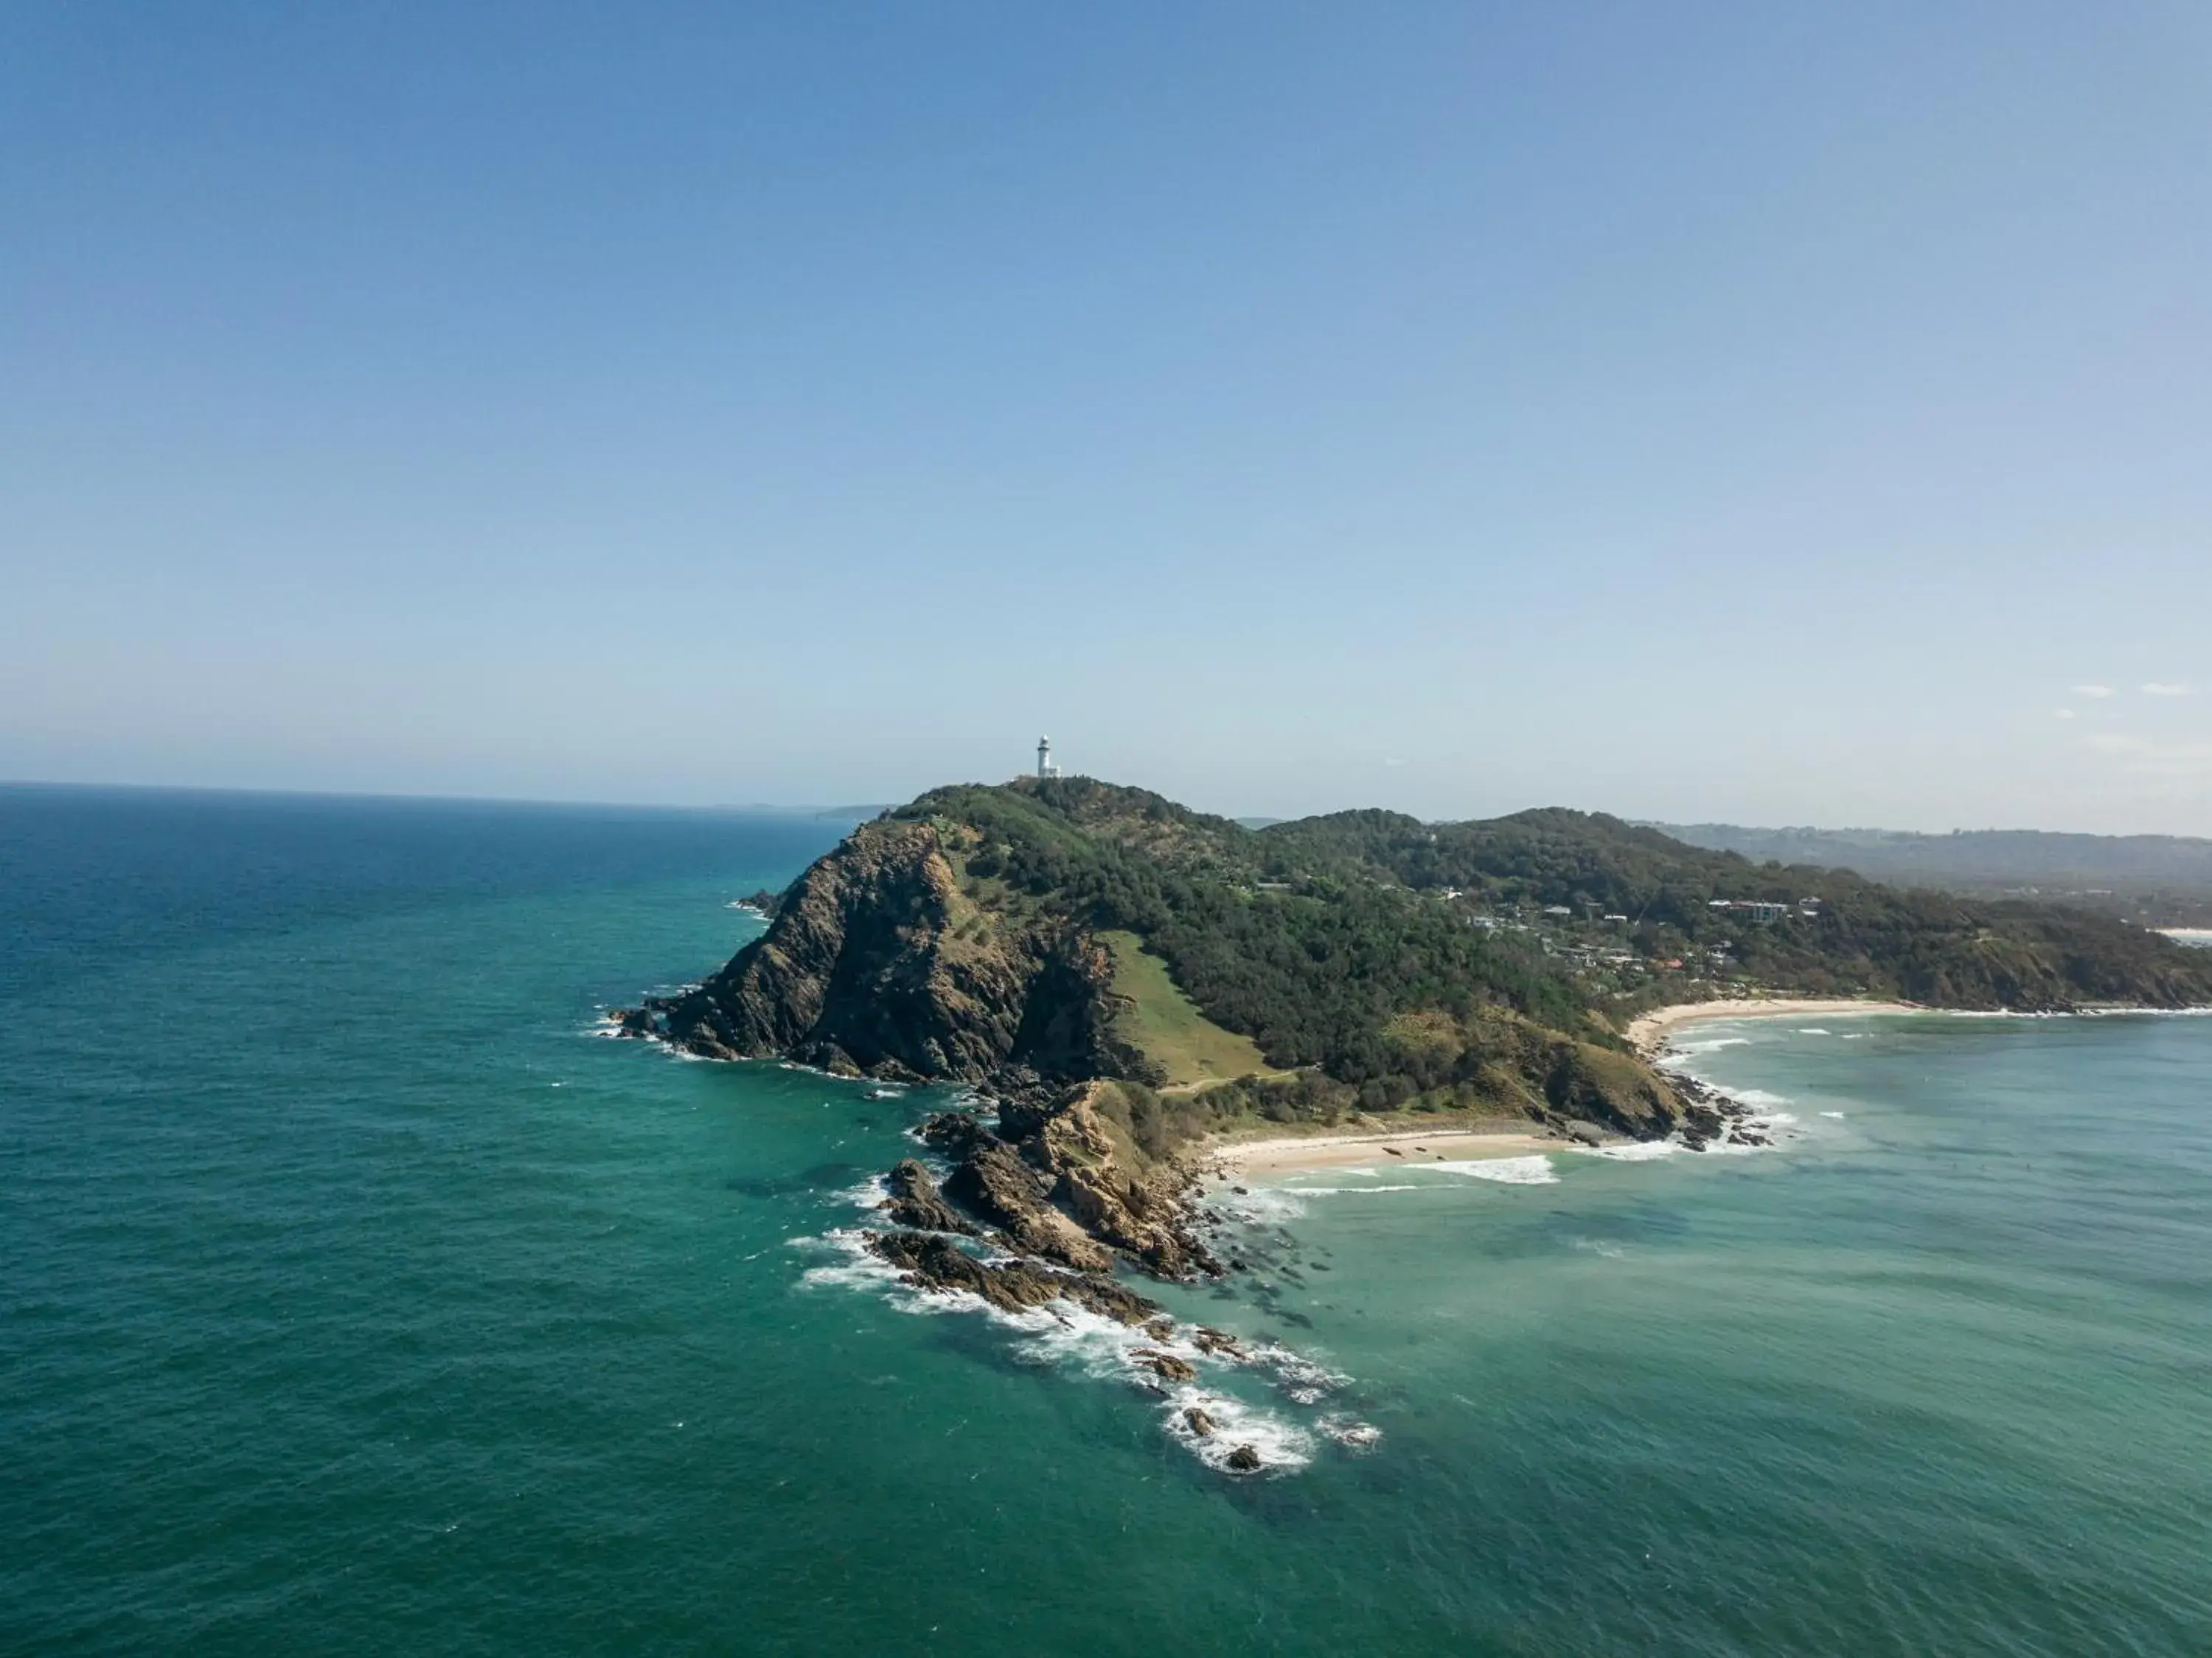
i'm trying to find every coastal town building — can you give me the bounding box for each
[1707,898,1790,924]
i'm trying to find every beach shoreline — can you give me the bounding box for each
[1200,1125,1559,1176]
[1626,996,1921,1055]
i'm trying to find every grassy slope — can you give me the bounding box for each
[1098,929,1270,1089]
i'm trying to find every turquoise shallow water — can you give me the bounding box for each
[4,788,2210,1655]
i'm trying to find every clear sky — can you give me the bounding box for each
[4,4,2210,831]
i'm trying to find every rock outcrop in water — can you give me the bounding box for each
[849,1100,1263,1460]
[861,1229,1163,1325]
[898,1095,1221,1282]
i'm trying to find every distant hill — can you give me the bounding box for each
[1652,824,2212,926]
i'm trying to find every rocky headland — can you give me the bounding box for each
[612,777,2212,1466]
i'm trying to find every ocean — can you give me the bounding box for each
[4,786,2208,1655]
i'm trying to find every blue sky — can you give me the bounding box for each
[4,3,2210,830]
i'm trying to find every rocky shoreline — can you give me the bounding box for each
[858,1077,1217,1308]
[608,1005,1780,1468]
[1667,1069,1775,1150]
[850,1077,1298,1471]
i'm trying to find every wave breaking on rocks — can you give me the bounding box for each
[783,1109,1384,1480]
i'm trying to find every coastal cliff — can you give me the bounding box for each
[652,819,1133,1083]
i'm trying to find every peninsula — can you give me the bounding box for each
[615,775,2212,1454]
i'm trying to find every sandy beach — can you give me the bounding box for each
[1627,996,1921,1054]
[1199,1001,1921,1175]
[1206,1126,1558,1176]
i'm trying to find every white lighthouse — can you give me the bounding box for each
[1037,736,1058,779]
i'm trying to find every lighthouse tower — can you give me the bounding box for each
[1037,736,1058,780]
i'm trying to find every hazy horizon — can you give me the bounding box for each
[10,769,2212,845]
[6,5,2210,833]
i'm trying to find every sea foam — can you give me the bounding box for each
[1669,1035,1752,1059]
[1430,1155,1558,1184]
[1161,1385,1318,1473]
[792,1188,1359,1477]
[1205,1187,1311,1224]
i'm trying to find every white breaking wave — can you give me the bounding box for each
[1586,1140,1677,1162]
[1205,1187,1310,1224]
[1700,1139,1769,1159]
[789,1229,934,1303]
[1315,1412,1384,1449]
[789,1211,1360,1477]
[1250,1344,1352,1397]
[830,1175,891,1213]
[1429,1155,1558,1184]
[1669,1034,1752,1058]
[582,1010,726,1062]
[1797,1027,1832,1035]
[1161,1385,1318,1473]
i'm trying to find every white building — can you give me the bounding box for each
[1037,736,1059,779]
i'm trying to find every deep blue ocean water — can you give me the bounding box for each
[4,786,2209,1655]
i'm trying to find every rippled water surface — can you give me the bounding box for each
[5,786,2209,1655]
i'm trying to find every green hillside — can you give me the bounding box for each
[1098,930,1270,1090]
[892,780,2212,1066]
[647,776,2212,1143]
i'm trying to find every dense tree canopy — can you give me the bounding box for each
[885,780,2212,1092]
